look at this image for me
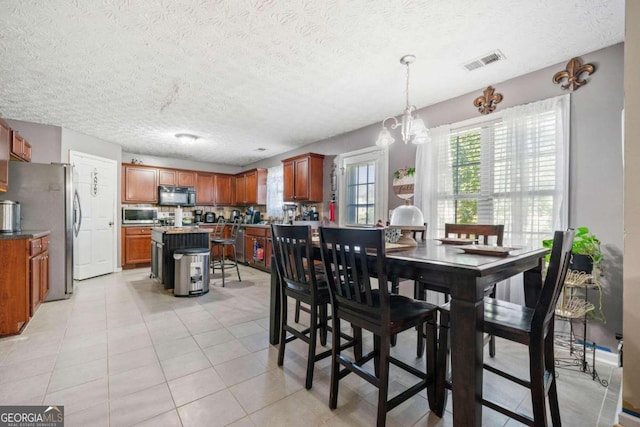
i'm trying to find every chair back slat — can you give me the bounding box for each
[271,225,319,301]
[319,227,389,326]
[444,223,504,246]
[211,217,226,239]
[531,229,575,338]
[229,218,242,239]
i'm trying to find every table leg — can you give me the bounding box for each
[269,259,281,345]
[449,281,484,427]
[523,258,544,308]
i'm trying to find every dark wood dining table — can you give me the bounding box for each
[269,239,548,427]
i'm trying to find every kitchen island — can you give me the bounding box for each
[151,227,210,289]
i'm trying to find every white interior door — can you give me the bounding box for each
[70,151,117,280]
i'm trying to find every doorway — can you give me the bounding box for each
[70,150,118,280]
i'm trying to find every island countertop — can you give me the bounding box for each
[0,230,51,240]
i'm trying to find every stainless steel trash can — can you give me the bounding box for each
[173,248,210,297]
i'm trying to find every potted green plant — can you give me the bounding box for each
[542,226,602,274]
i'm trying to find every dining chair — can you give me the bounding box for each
[435,229,574,426]
[271,224,357,389]
[319,226,440,427]
[210,217,242,287]
[414,223,504,357]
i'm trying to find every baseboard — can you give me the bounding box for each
[115,267,123,272]
[619,411,640,427]
[596,347,620,366]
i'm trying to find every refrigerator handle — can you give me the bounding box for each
[73,190,82,237]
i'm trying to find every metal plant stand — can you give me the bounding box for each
[554,270,608,387]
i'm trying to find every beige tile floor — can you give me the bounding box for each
[0,266,621,426]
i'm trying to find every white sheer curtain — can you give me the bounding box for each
[415,95,570,303]
[414,124,451,239]
[266,165,284,218]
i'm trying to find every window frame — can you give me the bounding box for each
[337,146,389,227]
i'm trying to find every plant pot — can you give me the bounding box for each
[570,253,593,273]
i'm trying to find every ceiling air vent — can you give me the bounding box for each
[462,50,505,71]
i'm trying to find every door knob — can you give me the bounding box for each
[108,221,114,226]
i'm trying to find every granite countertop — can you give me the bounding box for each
[0,230,51,240]
[152,226,210,234]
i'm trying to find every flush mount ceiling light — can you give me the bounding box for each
[375,55,430,147]
[175,133,199,143]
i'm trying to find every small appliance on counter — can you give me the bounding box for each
[193,210,203,223]
[245,208,261,224]
[0,200,21,232]
[230,209,242,222]
[204,212,216,223]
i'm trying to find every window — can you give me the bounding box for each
[416,95,569,304]
[266,165,284,218]
[338,147,388,227]
[418,94,569,247]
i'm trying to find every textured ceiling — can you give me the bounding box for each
[0,0,624,166]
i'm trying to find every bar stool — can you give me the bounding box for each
[210,217,242,287]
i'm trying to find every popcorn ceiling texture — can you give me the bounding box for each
[0,0,624,165]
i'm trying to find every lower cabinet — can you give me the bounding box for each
[245,226,271,272]
[29,236,50,316]
[0,233,50,337]
[122,227,153,268]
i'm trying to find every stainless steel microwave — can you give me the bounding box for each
[158,186,196,207]
[122,206,158,224]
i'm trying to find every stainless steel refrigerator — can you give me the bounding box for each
[4,162,78,301]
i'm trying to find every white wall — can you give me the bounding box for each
[622,0,640,422]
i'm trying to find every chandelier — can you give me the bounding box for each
[375,55,430,147]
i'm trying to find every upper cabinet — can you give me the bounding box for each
[214,174,233,205]
[282,153,324,202]
[0,119,10,192]
[122,164,158,203]
[159,168,195,187]
[10,130,31,163]
[196,173,215,205]
[234,169,267,205]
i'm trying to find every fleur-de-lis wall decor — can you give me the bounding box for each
[473,86,503,115]
[552,57,595,91]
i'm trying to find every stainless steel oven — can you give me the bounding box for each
[122,206,158,224]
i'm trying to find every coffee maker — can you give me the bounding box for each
[193,209,203,223]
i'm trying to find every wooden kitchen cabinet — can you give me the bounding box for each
[29,235,49,316]
[196,173,215,205]
[282,153,324,202]
[0,118,10,192]
[244,226,270,271]
[122,164,158,203]
[234,168,267,205]
[122,226,153,268]
[10,130,32,162]
[214,174,233,205]
[0,232,50,337]
[159,168,196,187]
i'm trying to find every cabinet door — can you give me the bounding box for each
[40,251,50,302]
[158,169,176,186]
[30,256,41,316]
[0,119,9,192]
[196,173,215,205]
[124,234,152,264]
[245,171,258,204]
[178,171,195,187]
[123,165,158,203]
[22,141,32,162]
[294,158,310,200]
[283,160,295,201]
[235,175,247,205]
[214,174,233,205]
